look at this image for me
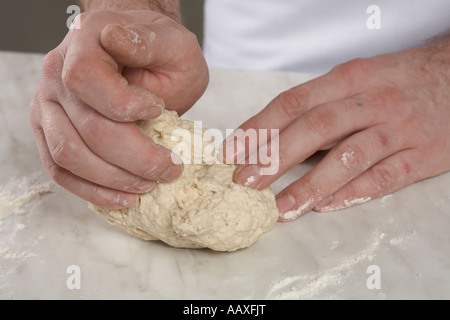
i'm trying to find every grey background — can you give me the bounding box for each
[0,0,204,53]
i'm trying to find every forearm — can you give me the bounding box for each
[433,32,450,52]
[415,32,450,81]
[78,0,181,22]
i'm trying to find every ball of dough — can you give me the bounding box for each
[89,110,278,252]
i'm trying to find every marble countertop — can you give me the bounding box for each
[0,51,449,300]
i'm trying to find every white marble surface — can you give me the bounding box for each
[0,51,449,300]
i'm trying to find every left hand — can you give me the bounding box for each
[228,41,450,221]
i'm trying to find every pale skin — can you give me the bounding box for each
[232,42,450,221]
[31,0,209,208]
[31,1,450,220]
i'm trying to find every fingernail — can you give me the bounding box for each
[276,193,296,215]
[138,93,165,120]
[148,92,165,109]
[132,178,156,192]
[236,165,262,188]
[216,145,225,164]
[114,193,139,208]
[170,151,183,165]
[159,165,183,182]
[314,196,334,212]
[140,105,162,120]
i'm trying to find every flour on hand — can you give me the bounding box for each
[89,110,278,252]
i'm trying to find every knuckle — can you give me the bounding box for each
[47,161,71,188]
[41,49,61,77]
[188,29,199,43]
[372,130,389,148]
[73,11,90,25]
[334,58,374,79]
[342,180,362,201]
[179,26,199,46]
[62,60,88,94]
[29,100,42,128]
[369,87,402,107]
[80,115,116,148]
[78,11,113,28]
[276,89,306,120]
[297,174,321,199]
[32,127,45,140]
[397,156,412,176]
[303,107,336,137]
[51,138,80,170]
[368,165,396,190]
[335,144,366,170]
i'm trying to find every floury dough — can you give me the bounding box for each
[89,110,278,252]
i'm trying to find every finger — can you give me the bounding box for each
[32,121,138,209]
[276,125,404,222]
[240,72,358,131]
[61,97,183,182]
[222,65,366,163]
[100,22,192,69]
[102,22,208,114]
[313,149,421,212]
[40,100,156,193]
[61,21,164,122]
[234,97,377,189]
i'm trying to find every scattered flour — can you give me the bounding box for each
[329,240,340,250]
[0,248,37,261]
[0,173,54,220]
[343,197,372,208]
[268,228,415,299]
[0,174,52,294]
[266,231,387,300]
[245,176,255,186]
[389,231,415,247]
[340,150,355,168]
[321,197,372,212]
[380,194,395,209]
[282,198,314,221]
[126,29,141,44]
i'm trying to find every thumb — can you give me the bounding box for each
[100,23,188,69]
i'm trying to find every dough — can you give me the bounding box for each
[89,110,278,252]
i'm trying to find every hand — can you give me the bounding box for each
[230,41,450,221]
[30,10,209,208]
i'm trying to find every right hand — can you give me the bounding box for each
[30,10,209,208]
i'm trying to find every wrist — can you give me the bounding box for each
[420,36,450,77]
[79,0,181,23]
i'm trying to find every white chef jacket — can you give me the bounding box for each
[203,0,450,74]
